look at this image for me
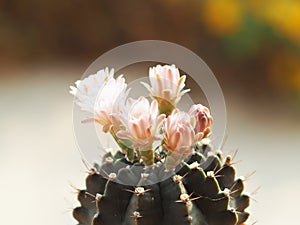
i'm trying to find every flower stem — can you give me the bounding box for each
[139,149,154,166]
[126,148,135,162]
[110,129,135,162]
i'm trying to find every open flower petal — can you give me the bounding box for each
[117,97,164,149]
[163,109,200,169]
[70,68,127,132]
[142,64,190,115]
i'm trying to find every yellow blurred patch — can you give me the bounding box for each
[201,0,244,35]
[250,0,300,43]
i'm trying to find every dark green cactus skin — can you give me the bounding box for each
[73,144,250,225]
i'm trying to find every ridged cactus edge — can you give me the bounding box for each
[73,142,250,225]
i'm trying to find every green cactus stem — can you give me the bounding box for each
[73,143,250,225]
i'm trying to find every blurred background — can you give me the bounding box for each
[1,0,300,224]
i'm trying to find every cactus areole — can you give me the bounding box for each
[70,64,250,225]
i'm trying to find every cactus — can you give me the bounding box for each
[70,65,250,225]
[73,143,250,225]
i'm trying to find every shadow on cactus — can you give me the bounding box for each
[70,64,251,225]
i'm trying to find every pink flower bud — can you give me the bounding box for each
[188,104,213,138]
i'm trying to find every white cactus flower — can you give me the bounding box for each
[70,67,127,132]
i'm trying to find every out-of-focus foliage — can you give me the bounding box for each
[199,0,300,44]
[1,0,300,105]
[250,0,300,43]
[203,0,300,57]
[196,0,300,105]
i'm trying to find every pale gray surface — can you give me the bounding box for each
[0,67,299,225]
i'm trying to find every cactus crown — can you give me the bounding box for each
[71,65,251,225]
